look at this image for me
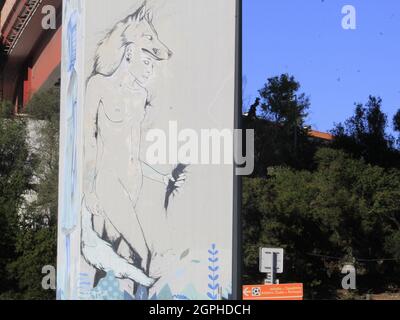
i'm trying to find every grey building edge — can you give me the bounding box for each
[232,0,243,301]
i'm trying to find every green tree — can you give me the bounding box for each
[5,88,60,299]
[259,74,310,128]
[243,74,315,176]
[243,148,400,299]
[0,100,14,119]
[0,106,34,298]
[332,96,400,168]
[393,109,400,147]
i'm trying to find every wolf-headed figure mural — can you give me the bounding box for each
[81,3,186,298]
[58,0,237,300]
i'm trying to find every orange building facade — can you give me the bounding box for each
[0,0,62,112]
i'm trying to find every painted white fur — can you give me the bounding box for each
[81,204,155,287]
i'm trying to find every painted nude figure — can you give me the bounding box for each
[81,4,184,293]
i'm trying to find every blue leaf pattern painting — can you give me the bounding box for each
[207,243,220,300]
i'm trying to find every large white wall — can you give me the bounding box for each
[58,0,238,300]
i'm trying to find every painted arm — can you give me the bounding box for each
[83,81,103,214]
[141,161,167,184]
[141,161,188,211]
[141,161,186,191]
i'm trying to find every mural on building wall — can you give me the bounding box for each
[81,3,187,295]
[58,0,237,300]
[57,0,82,300]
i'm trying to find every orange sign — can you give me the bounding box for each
[243,283,303,300]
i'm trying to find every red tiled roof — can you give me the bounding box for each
[308,130,333,141]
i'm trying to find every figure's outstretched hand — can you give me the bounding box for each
[164,172,186,196]
[164,163,189,210]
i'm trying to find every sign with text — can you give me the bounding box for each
[259,248,284,273]
[243,284,304,301]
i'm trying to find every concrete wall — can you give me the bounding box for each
[31,28,62,95]
[57,0,238,300]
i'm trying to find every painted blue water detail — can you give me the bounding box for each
[67,10,78,72]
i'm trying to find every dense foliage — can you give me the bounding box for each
[243,149,400,298]
[0,88,59,299]
[0,114,34,298]
[243,74,317,176]
[243,74,400,299]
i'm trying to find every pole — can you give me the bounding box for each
[232,0,243,301]
[271,252,276,284]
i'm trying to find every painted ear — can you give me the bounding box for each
[146,10,153,22]
[137,5,147,21]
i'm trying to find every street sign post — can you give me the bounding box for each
[259,248,284,284]
[242,283,303,300]
[244,248,304,300]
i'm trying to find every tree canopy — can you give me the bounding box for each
[243,148,400,298]
[244,74,316,176]
[0,87,59,300]
[0,110,34,297]
[332,96,400,168]
[243,74,400,299]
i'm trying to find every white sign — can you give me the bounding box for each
[259,248,284,274]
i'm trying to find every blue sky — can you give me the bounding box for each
[243,0,400,133]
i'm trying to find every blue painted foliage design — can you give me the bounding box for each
[207,243,220,300]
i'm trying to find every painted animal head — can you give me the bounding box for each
[124,4,173,61]
[92,3,172,77]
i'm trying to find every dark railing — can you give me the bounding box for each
[3,0,40,54]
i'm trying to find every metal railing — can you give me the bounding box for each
[3,0,42,54]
